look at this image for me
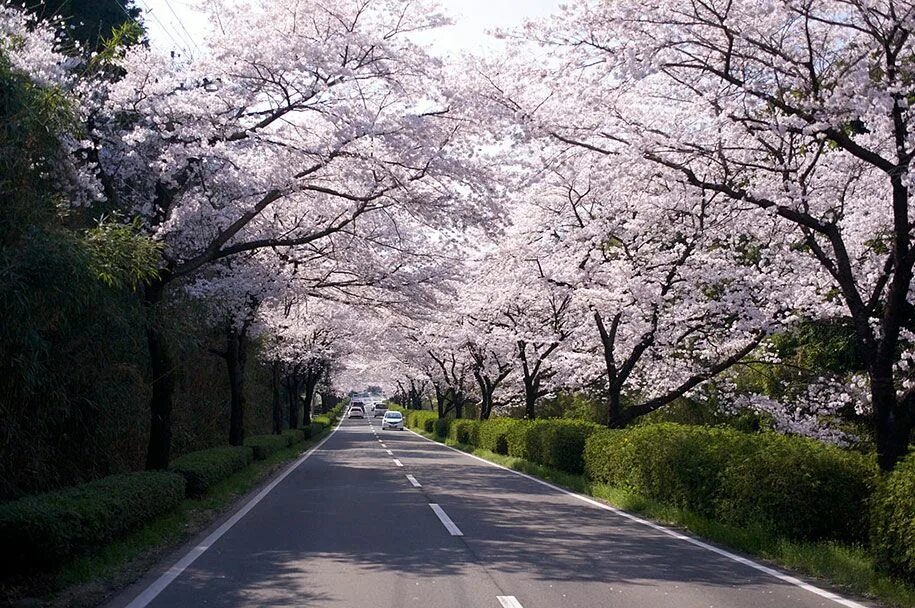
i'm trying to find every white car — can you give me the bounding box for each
[381,411,404,430]
[348,405,365,419]
[372,403,388,417]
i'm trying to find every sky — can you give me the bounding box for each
[139,0,564,58]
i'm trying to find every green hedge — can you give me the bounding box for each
[244,434,288,460]
[505,419,532,459]
[448,419,481,445]
[282,428,305,446]
[584,423,876,542]
[873,450,915,580]
[404,410,438,432]
[433,417,451,438]
[0,472,185,571]
[478,418,518,454]
[522,419,604,474]
[170,446,253,497]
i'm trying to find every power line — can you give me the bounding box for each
[134,0,192,57]
[162,0,200,54]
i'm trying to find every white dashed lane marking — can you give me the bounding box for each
[406,474,421,488]
[497,597,524,608]
[429,504,463,536]
[393,459,403,467]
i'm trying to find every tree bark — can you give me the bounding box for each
[301,366,321,426]
[286,372,300,429]
[144,282,174,470]
[272,360,282,434]
[225,324,248,446]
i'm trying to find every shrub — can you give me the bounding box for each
[448,419,481,445]
[307,421,324,438]
[872,451,915,580]
[523,419,604,474]
[403,410,438,432]
[583,423,877,543]
[718,433,876,541]
[170,446,253,496]
[478,418,518,454]
[244,434,289,460]
[505,419,532,459]
[434,417,451,439]
[0,471,185,571]
[282,429,305,446]
[584,424,740,515]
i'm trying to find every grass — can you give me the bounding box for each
[414,428,915,608]
[5,429,332,608]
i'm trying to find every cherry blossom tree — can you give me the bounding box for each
[88,0,492,468]
[502,0,915,469]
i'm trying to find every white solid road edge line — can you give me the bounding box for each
[406,474,422,488]
[497,596,524,608]
[393,458,403,467]
[124,417,346,608]
[429,503,463,536]
[407,430,869,608]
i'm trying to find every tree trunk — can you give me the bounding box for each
[287,375,300,429]
[871,364,913,471]
[271,360,282,434]
[144,283,174,470]
[523,379,537,420]
[435,384,446,417]
[226,324,248,446]
[454,390,464,419]
[301,369,320,426]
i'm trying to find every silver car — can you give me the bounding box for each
[348,405,365,419]
[372,403,388,417]
[381,411,403,430]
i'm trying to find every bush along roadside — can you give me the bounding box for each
[1,414,338,606]
[400,412,915,601]
[0,472,186,572]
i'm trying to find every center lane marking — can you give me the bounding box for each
[497,597,524,608]
[392,458,403,467]
[385,449,394,456]
[429,504,463,536]
[406,474,421,487]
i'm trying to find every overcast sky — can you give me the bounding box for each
[139,0,563,58]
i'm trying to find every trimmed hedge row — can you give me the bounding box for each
[245,434,289,460]
[404,410,438,432]
[403,413,885,548]
[0,471,186,571]
[448,419,481,445]
[169,446,253,497]
[873,451,915,580]
[584,424,877,542]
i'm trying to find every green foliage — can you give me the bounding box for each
[505,419,532,459]
[244,434,288,460]
[282,428,305,445]
[402,410,438,432]
[433,417,451,439]
[872,450,915,581]
[718,433,876,542]
[584,423,877,543]
[24,0,143,54]
[169,446,253,497]
[477,417,517,454]
[84,217,162,289]
[523,419,604,474]
[448,419,481,445]
[0,471,184,571]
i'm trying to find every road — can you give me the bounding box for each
[109,416,872,608]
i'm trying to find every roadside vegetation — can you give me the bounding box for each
[0,404,343,607]
[394,407,915,607]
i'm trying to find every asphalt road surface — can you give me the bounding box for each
[109,416,873,608]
